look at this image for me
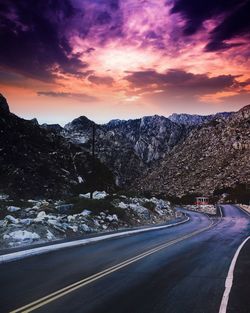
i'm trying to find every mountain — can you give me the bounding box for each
[168,112,232,126]
[62,115,189,186]
[135,105,250,197]
[0,94,114,198]
[1,93,248,199]
[63,116,95,144]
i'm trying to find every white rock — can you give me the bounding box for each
[117,202,128,209]
[5,215,19,224]
[0,220,8,227]
[19,218,33,226]
[106,214,118,222]
[7,206,21,212]
[93,219,100,227]
[34,211,47,222]
[4,230,40,242]
[93,191,108,199]
[25,207,35,212]
[79,191,108,199]
[81,224,90,232]
[129,203,148,215]
[67,215,75,222]
[46,230,55,240]
[27,199,38,204]
[47,214,57,220]
[68,225,78,232]
[79,193,90,199]
[81,209,91,216]
[78,176,84,183]
[47,219,59,226]
[31,206,40,210]
[0,194,9,200]
[54,200,64,206]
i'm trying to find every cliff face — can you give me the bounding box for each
[135,105,250,197]
[62,115,188,186]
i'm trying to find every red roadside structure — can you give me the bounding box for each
[195,196,209,205]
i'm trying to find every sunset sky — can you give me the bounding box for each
[0,0,250,125]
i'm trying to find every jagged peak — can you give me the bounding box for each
[141,114,167,121]
[64,115,95,131]
[70,115,94,124]
[30,118,39,125]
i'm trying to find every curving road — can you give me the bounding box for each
[0,205,249,313]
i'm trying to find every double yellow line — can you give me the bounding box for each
[10,217,219,313]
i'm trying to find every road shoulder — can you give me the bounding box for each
[226,238,250,313]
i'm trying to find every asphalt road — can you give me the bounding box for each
[0,205,249,313]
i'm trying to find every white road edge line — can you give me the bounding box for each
[219,236,250,313]
[218,205,223,218]
[236,205,250,217]
[0,215,190,264]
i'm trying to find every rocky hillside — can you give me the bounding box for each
[62,115,189,186]
[136,105,250,197]
[0,94,114,198]
[62,111,234,188]
[168,112,232,126]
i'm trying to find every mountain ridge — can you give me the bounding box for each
[1,93,249,199]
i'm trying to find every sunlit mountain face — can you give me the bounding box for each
[0,0,250,124]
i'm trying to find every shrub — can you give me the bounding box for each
[67,197,127,219]
[143,201,156,212]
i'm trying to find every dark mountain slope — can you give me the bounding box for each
[0,94,114,198]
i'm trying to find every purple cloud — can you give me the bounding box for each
[0,0,89,81]
[170,0,250,51]
[124,69,248,98]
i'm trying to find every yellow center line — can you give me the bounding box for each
[10,217,220,313]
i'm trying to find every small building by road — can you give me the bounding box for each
[195,196,209,205]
